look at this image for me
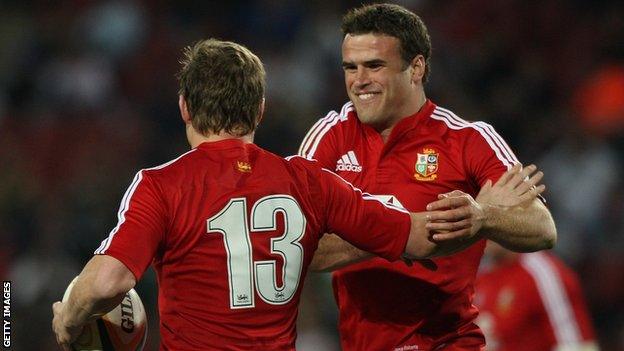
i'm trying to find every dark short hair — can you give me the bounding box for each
[342,3,432,82]
[177,39,265,136]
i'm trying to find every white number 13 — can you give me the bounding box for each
[207,195,306,309]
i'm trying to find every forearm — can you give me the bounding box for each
[62,255,136,328]
[482,199,556,252]
[405,212,481,259]
[310,234,373,272]
[312,210,484,272]
[62,280,126,329]
[423,233,483,258]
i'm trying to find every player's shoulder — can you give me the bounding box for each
[309,101,356,128]
[427,104,492,136]
[283,155,338,186]
[283,154,323,172]
[426,103,515,156]
[299,101,358,158]
[139,148,200,181]
[324,100,357,123]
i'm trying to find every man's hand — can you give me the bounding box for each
[52,301,83,351]
[476,163,545,207]
[424,164,546,243]
[425,191,486,242]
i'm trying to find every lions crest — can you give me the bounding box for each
[414,148,438,181]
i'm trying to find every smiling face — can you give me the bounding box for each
[342,33,425,132]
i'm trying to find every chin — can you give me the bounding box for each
[355,106,380,123]
[354,110,373,123]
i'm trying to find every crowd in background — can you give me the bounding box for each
[1,0,623,349]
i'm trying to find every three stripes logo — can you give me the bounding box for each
[336,151,362,172]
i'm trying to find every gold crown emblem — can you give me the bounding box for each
[236,161,252,173]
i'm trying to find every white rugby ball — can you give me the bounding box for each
[62,277,147,351]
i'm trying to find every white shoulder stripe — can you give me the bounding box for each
[299,102,353,159]
[95,170,144,254]
[431,110,511,168]
[320,168,409,214]
[285,155,317,164]
[338,100,353,121]
[146,148,197,171]
[435,107,519,164]
[94,149,196,255]
[521,252,582,343]
[431,108,517,168]
[474,121,519,164]
[433,108,517,165]
[298,110,339,156]
[300,112,340,159]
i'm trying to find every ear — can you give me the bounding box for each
[256,98,265,125]
[179,95,192,124]
[410,55,426,83]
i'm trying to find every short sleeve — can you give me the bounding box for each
[94,170,167,280]
[464,123,518,186]
[317,168,411,261]
[298,112,342,169]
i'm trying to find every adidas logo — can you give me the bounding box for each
[336,151,362,172]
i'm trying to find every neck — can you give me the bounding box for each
[379,93,427,143]
[186,125,254,148]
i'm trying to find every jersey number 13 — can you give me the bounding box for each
[207,195,306,309]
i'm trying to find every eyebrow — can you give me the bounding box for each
[342,59,386,68]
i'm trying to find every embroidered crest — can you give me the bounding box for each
[236,161,252,173]
[414,148,438,181]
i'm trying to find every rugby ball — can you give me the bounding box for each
[62,277,147,351]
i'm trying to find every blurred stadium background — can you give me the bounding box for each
[1,0,623,349]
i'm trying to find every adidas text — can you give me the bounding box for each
[336,164,362,172]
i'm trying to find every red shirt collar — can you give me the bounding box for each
[387,99,436,140]
[196,138,252,151]
[358,99,436,145]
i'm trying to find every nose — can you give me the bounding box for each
[354,66,371,87]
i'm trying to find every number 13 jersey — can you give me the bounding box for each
[95,139,411,350]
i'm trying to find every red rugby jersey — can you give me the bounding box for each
[94,139,411,350]
[475,252,597,350]
[299,100,518,350]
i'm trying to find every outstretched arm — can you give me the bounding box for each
[52,255,136,350]
[310,234,373,272]
[311,212,432,272]
[426,164,556,252]
[311,165,549,272]
[310,207,492,271]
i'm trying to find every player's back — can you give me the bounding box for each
[147,139,325,350]
[98,138,410,350]
[120,139,410,350]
